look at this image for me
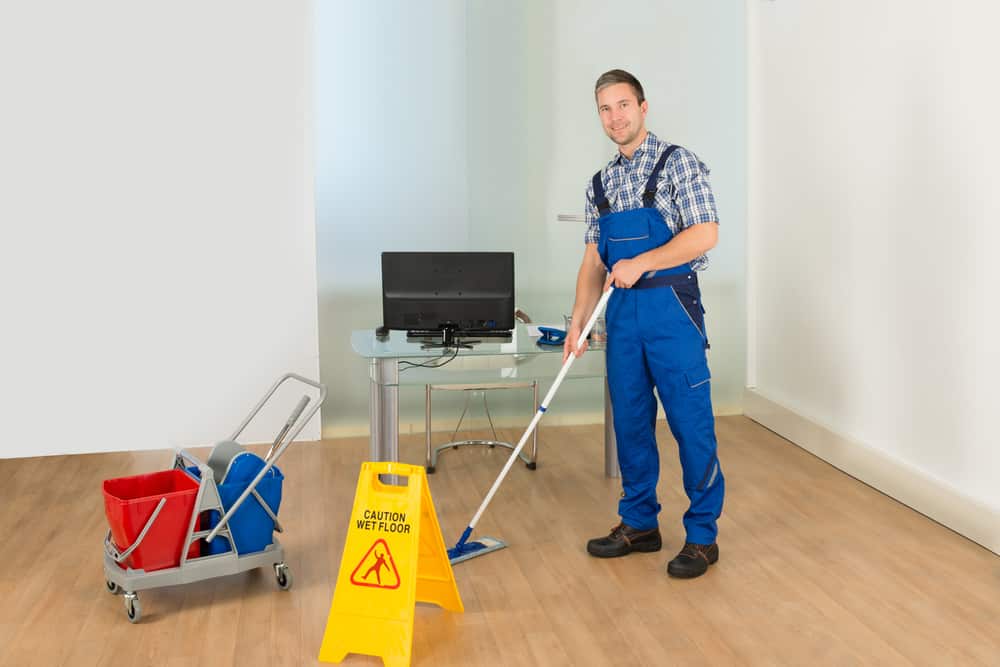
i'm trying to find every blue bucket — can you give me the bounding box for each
[187,453,283,555]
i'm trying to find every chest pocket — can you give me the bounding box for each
[599,208,672,268]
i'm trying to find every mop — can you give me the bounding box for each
[448,287,615,565]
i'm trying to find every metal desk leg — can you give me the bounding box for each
[604,377,619,478]
[369,358,399,482]
[425,385,433,471]
[530,380,539,466]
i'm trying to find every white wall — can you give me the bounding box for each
[317,0,747,435]
[0,1,321,458]
[747,1,1000,521]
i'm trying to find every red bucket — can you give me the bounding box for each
[103,469,200,572]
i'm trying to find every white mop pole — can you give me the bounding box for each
[458,286,615,540]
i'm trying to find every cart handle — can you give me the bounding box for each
[229,373,326,443]
[265,394,310,462]
[104,497,167,564]
[206,373,326,543]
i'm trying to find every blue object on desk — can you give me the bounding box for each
[536,326,566,347]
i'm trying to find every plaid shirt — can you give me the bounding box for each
[584,132,718,271]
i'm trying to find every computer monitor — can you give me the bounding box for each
[381,251,514,347]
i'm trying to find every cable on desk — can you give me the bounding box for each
[398,346,460,372]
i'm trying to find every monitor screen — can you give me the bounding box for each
[381,252,514,338]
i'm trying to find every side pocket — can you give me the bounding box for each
[685,364,711,390]
[670,286,706,339]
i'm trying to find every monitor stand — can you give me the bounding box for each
[407,326,478,350]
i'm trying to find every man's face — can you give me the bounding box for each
[596,82,648,148]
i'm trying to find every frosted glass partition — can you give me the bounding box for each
[316,0,747,436]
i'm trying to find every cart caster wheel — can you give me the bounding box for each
[488,444,495,448]
[274,563,293,591]
[106,580,121,595]
[124,593,141,623]
[526,461,537,470]
[426,466,435,474]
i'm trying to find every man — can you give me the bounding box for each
[564,69,724,578]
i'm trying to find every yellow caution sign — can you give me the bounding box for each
[318,462,463,666]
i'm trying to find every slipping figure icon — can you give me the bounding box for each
[363,550,389,585]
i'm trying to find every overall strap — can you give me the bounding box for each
[592,170,612,216]
[641,144,680,208]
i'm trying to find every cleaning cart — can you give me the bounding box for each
[102,373,326,623]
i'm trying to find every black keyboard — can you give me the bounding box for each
[406,329,512,338]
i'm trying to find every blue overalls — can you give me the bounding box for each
[594,145,724,546]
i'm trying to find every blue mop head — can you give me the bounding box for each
[448,527,507,565]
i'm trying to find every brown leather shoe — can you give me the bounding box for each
[586,522,662,558]
[666,542,719,578]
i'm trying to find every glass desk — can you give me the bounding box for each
[351,323,620,478]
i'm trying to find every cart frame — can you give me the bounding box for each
[103,373,326,622]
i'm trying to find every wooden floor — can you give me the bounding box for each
[0,416,997,666]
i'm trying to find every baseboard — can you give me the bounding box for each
[744,388,999,556]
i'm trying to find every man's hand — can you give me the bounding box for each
[563,326,589,361]
[604,257,648,289]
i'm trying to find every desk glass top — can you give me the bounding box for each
[351,323,607,384]
[351,323,596,359]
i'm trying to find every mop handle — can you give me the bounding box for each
[465,286,615,531]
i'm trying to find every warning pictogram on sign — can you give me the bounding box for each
[349,538,400,589]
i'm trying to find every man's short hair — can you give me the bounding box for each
[595,69,645,105]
